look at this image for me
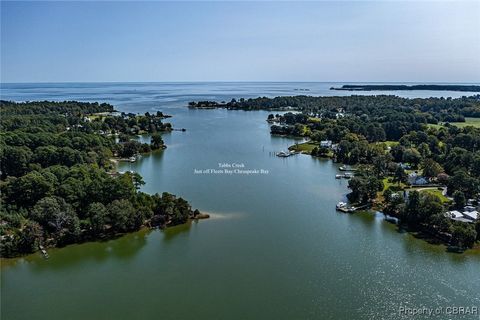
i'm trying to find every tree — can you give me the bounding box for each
[476,220,480,241]
[87,202,108,235]
[130,172,145,191]
[453,191,466,209]
[422,159,443,178]
[418,193,443,224]
[393,166,407,185]
[347,175,382,203]
[6,171,55,207]
[107,199,137,232]
[17,221,43,253]
[451,224,477,248]
[372,154,392,177]
[0,146,33,178]
[150,133,164,150]
[447,171,478,198]
[417,142,431,159]
[171,197,191,224]
[121,140,141,158]
[403,191,421,223]
[403,148,422,168]
[30,196,80,245]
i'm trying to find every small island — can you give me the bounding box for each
[0,101,207,258]
[330,84,480,92]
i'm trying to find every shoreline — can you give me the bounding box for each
[0,212,211,262]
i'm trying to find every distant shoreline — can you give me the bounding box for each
[330,84,480,92]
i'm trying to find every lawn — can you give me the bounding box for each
[382,177,405,192]
[405,187,451,204]
[419,188,451,203]
[383,141,399,147]
[288,141,318,154]
[427,117,480,129]
[451,117,480,128]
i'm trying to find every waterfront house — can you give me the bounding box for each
[463,206,479,221]
[447,206,479,223]
[463,210,478,221]
[320,140,333,148]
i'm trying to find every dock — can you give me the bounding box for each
[336,202,370,213]
[335,173,353,179]
[276,150,297,157]
[39,245,49,259]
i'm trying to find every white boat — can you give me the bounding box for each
[336,202,347,209]
[276,151,290,157]
[335,174,342,179]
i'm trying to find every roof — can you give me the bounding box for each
[452,217,474,223]
[462,210,478,220]
[449,210,463,219]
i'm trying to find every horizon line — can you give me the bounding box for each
[2,81,480,85]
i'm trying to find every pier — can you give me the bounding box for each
[39,245,49,259]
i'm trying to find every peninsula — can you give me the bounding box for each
[0,101,206,258]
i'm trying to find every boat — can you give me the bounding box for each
[343,173,353,179]
[276,151,290,157]
[339,166,357,172]
[336,202,358,213]
[335,174,342,179]
[384,215,399,224]
[39,245,49,259]
[336,202,347,209]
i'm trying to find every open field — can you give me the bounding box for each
[288,141,318,153]
[427,117,480,129]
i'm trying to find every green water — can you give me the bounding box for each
[2,109,479,320]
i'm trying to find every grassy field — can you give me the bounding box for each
[407,187,451,204]
[373,141,399,149]
[451,117,480,128]
[427,117,480,129]
[422,189,450,203]
[382,177,405,192]
[289,141,318,154]
[380,179,451,204]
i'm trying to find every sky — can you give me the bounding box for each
[1,1,479,83]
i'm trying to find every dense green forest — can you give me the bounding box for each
[192,95,480,249]
[330,84,480,92]
[0,101,201,258]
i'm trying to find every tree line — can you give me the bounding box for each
[222,95,480,249]
[0,101,198,257]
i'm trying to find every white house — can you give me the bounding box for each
[447,206,479,223]
[463,210,478,221]
[320,140,333,148]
